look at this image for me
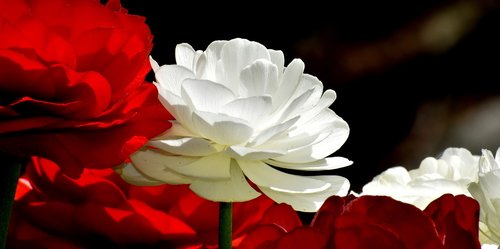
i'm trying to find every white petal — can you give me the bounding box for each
[193,52,206,77]
[481,149,498,175]
[274,110,349,163]
[247,116,299,146]
[268,49,285,78]
[131,149,231,180]
[298,74,324,107]
[156,90,195,133]
[273,59,304,109]
[199,40,226,81]
[257,127,321,152]
[238,160,331,193]
[259,175,350,212]
[296,89,336,126]
[266,157,353,171]
[149,56,160,72]
[181,78,236,112]
[218,38,271,93]
[226,146,286,160]
[469,182,494,219]
[192,111,254,145]
[480,171,500,199]
[495,147,500,165]
[190,160,261,202]
[130,149,193,185]
[155,65,195,96]
[220,96,273,125]
[115,162,164,186]
[149,137,223,156]
[480,244,499,249]
[175,43,196,71]
[239,59,279,97]
[362,167,412,191]
[276,88,314,123]
[440,147,479,181]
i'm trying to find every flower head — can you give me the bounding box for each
[0,0,171,177]
[361,147,479,209]
[118,38,351,211]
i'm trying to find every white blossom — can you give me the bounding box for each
[361,147,479,209]
[117,38,351,212]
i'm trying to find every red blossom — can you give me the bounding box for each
[240,194,481,249]
[0,0,171,177]
[8,157,275,248]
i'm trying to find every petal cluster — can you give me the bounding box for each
[8,157,274,248]
[361,147,479,209]
[119,38,351,211]
[239,194,481,249]
[0,0,171,176]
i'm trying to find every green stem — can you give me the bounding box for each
[219,202,232,249]
[0,155,21,249]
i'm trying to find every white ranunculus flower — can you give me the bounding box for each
[117,38,351,212]
[469,148,500,245]
[361,147,479,209]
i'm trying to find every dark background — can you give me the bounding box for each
[119,0,500,193]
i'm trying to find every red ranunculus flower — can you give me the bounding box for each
[8,157,275,248]
[0,0,171,176]
[239,194,481,249]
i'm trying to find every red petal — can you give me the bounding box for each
[21,201,78,236]
[14,178,33,201]
[259,203,303,232]
[334,219,407,249]
[336,196,443,249]
[424,194,481,249]
[238,224,285,249]
[233,195,275,237]
[75,201,195,245]
[0,84,171,177]
[277,227,327,249]
[14,17,76,67]
[0,0,29,23]
[311,195,346,235]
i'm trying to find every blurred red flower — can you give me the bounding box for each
[239,194,480,249]
[0,0,171,177]
[8,157,275,248]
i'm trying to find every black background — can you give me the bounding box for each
[119,0,500,193]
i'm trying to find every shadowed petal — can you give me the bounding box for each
[238,160,332,194]
[190,160,261,202]
[115,162,163,186]
[259,175,350,212]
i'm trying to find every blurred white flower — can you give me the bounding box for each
[469,148,500,245]
[117,38,351,212]
[361,147,479,209]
